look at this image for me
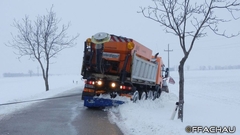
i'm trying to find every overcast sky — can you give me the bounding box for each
[1,0,239,76]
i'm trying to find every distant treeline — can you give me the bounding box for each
[199,65,240,70]
[3,73,40,77]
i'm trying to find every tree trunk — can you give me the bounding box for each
[178,55,188,122]
[44,77,49,91]
[37,59,50,91]
[45,57,50,91]
[42,72,49,91]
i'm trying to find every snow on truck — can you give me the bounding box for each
[81,32,171,107]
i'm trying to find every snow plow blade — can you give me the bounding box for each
[83,96,125,108]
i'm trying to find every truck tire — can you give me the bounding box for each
[132,91,139,103]
[147,91,154,100]
[140,91,147,100]
[153,91,158,100]
[157,89,162,98]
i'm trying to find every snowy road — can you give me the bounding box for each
[0,87,123,135]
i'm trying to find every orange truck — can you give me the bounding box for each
[81,32,170,107]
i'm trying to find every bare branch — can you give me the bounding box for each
[139,0,240,53]
[6,6,79,91]
[139,0,240,122]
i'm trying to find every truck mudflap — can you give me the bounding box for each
[83,96,125,108]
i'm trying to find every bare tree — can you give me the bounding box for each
[140,0,240,122]
[7,7,79,91]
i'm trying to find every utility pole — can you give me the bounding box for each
[164,44,173,70]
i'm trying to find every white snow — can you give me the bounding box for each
[0,74,83,119]
[108,69,240,135]
[0,70,240,135]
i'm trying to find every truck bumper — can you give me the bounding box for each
[83,96,125,108]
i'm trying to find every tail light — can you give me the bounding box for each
[85,80,103,86]
[85,80,95,85]
[120,85,132,90]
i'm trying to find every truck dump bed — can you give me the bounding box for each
[131,52,158,84]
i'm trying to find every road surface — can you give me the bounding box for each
[0,87,123,135]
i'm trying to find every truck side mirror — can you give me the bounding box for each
[165,68,169,77]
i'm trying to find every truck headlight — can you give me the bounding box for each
[111,82,116,88]
[97,80,102,86]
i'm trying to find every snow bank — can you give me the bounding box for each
[108,70,240,135]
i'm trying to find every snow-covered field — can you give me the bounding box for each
[108,69,240,135]
[0,70,239,135]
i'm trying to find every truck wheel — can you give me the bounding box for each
[147,91,154,100]
[153,91,158,100]
[132,91,139,103]
[140,91,147,100]
[157,89,162,98]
